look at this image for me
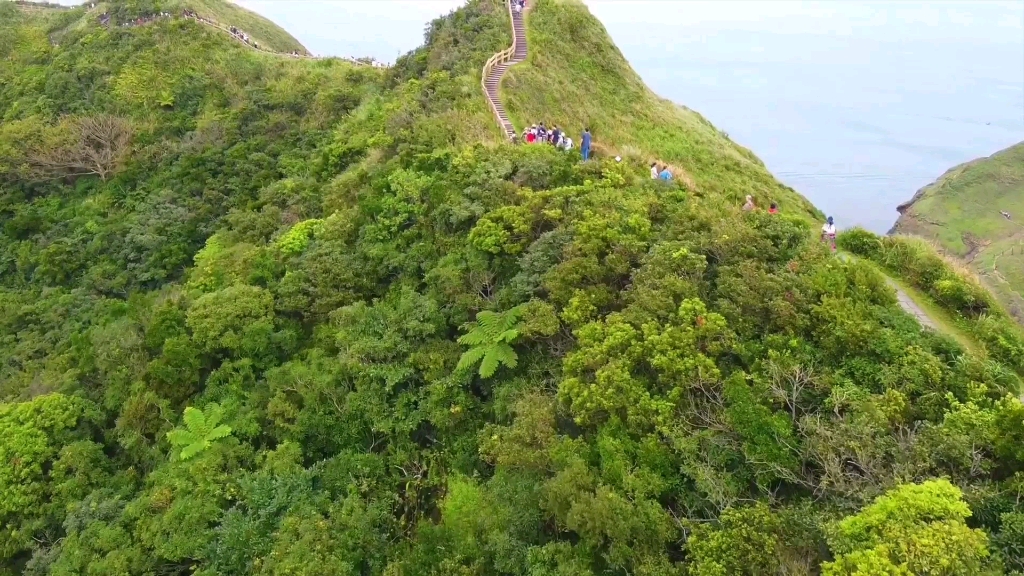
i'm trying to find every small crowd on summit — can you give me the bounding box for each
[520,122,578,152]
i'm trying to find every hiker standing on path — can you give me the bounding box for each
[581,128,592,161]
[821,216,837,251]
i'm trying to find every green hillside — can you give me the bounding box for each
[1,1,1023,575]
[892,142,1024,320]
[502,0,819,219]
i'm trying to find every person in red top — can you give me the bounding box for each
[768,202,779,215]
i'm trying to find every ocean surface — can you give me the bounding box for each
[60,0,1024,233]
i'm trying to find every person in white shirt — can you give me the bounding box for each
[650,162,659,179]
[821,216,837,251]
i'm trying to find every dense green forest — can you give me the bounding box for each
[1,0,1023,574]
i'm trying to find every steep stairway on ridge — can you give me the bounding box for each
[482,2,528,140]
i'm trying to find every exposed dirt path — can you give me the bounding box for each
[883,278,938,330]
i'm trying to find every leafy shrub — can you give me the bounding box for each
[823,479,994,575]
[166,404,232,460]
[973,314,1024,371]
[457,305,526,378]
[932,273,990,317]
[836,227,881,259]
[274,218,326,256]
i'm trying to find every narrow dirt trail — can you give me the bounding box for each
[883,278,938,330]
[838,253,940,330]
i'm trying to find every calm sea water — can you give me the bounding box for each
[61,0,1024,233]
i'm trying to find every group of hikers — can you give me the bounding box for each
[184,12,264,51]
[521,122,577,151]
[740,195,781,215]
[519,124,592,159]
[226,25,261,51]
[511,0,526,14]
[98,11,171,27]
[650,162,674,181]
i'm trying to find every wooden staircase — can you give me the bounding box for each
[481,1,528,141]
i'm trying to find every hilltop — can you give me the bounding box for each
[501,0,820,218]
[10,0,307,53]
[892,142,1024,319]
[1,1,1023,574]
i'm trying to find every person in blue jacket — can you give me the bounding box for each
[581,128,592,161]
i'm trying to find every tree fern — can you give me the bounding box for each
[166,403,232,460]
[457,306,525,378]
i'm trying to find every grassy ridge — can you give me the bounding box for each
[501,0,821,221]
[892,141,1024,318]
[187,0,307,53]
[13,0,310,54]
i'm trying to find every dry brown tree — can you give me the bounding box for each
[30,114,134,181]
